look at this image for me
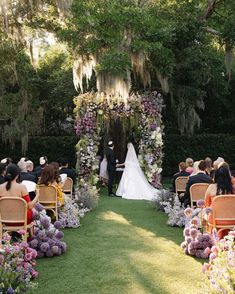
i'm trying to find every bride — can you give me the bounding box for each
[116,143,161,200]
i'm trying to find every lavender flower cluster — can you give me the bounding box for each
[161,195,186,227]
[75,111,96,136]
[0,232,38,293]
[138,92,164,188]
[202,229,235,293]
[29,204,67,258]
[58,197,80,228]
[181,227,214,258]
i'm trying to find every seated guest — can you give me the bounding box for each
[210,157,225,179]
[1,157,13,167]
[181,160,213,207]
[34,156,48,178]
[172,162,190,192]
[39,164,64,206]
[189,161,200,177]
[205,164,234,236]
[205,157,213,176]
[185,158,194,174]
[26,160,39,182]
[59,158,77,184]
[0,163,6,184]
[0,164,39,224]
[18,159,37,183]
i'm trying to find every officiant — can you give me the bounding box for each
[106,141,117,196]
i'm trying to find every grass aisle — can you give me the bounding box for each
[35,192,203,294]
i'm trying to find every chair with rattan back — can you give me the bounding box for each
[175,176,188,194]
[208,195,235,235]
[38,185,58,220]
[0,197,34,242]
[190,183,210,207]
[62,177,73,197]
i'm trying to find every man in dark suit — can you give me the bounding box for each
[106,141,117,196]
[59,158,77,184]
[181,160,213,207]
[172,162,190,192]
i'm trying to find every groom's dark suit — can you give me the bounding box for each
[106,147,116,195]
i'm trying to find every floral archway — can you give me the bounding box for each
[74,91,164,193]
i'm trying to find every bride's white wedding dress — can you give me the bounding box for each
[116,143,161,200]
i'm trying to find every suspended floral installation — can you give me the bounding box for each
[74,91,164,191]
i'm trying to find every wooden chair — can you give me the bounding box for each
[208,195,235,235]
[62,177,73,197]
[38,185,58,220]
[175,176,188,194]
[190,183,210,207]
[0,197,34,242]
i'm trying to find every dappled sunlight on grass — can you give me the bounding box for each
[35,192,204,294]
[101,210,131,225]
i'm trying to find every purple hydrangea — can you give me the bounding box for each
[37,230,46,240]
[40,242,50,253]
[196,199,205,208]
[45,249,53,258]
[59,242,67,253]
[41,217,50,229]
[54,221,63,230]
[51,246,59,255]
[35,203,44,212]
[37,251,44,258]
[190,228,198,239]
[183,228,190,237]
[55,231,64,240]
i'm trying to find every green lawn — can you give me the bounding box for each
[35,191,203,294]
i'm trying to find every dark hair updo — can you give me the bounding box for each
[5,164,20,191]
[214,166,233,195]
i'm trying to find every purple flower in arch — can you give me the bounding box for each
[5,287,15,294]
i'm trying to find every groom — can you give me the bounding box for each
[106,141,118,196]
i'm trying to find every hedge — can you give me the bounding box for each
[0,134,234,176]
[0,136,78,168]
[163,134,235,176]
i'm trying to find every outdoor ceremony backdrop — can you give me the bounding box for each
[0,0,235,175]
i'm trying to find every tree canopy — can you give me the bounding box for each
[0,0,235,153]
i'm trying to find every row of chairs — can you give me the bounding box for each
[175,176,209,207]
[0,177,74,242]
[175,176,235,234]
